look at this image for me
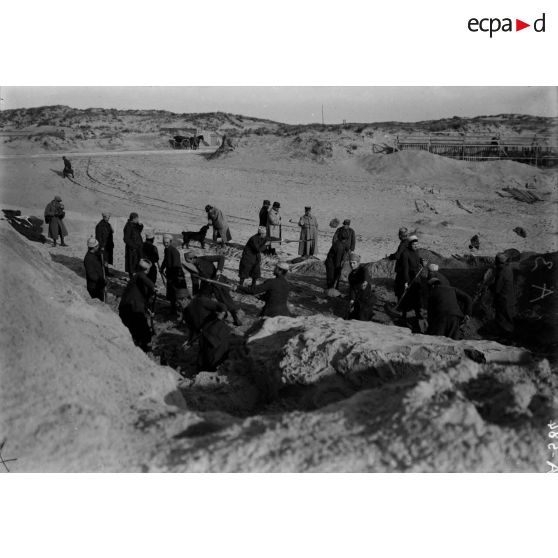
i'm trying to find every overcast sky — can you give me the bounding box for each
[1,86,556,124]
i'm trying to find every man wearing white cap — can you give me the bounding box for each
[426,263,450,286]
[95,212,114,277]
[83,237,106,301]
[237,261,292,317]
[239,226,269,287]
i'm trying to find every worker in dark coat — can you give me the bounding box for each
[237,262,291,317]
[298,206,318,256]
[62,156,74,179]
[347,253,375,320]
[396,235,424,322]
[324,229,350,290]
[426,263,450,286]
[95,212,114,276]
[205,205,232,244]
[239,226,268,287]
[492,253,516,335]
[160,234,185,315]
[333,219,356,252]
[178,289,231,372]
[389,227,410,297]
[44,195,68,246]
[123,212,143,277]
[142,232,160,285]
[183,251,242,326]
[259,200,271,227]
[83,237,106,301]
[426,278,472,340]
[118,259,156,352]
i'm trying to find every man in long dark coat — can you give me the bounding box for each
[118,259,156,352]
[298,206,318,256]
[426,278,472,340]
[160,234,185,315]
[142,232,160,285]
[123,212,143,277]
[259,200,271,227]
[237,262,291,317]
[333,219,356,252]
[83,237,106,301]
[396,235,424,322]
[183,251,242,326]
[239,226,268,287]
[44,195,68,246]
[389,227,410,298]
[325,229,350,290]
[95,212,114,276]
[492,253,516,335]
[179,289,231,372]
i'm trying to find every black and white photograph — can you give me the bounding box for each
[1,85,556,473]
[1,1,556,556]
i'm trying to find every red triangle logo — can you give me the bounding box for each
[516,19,530,31]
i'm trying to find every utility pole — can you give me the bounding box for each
[321,104,324,125]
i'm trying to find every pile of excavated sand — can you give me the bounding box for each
[357,150,548,186]
[150,316,558,472]
[0,223,188,472]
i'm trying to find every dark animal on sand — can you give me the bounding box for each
[182,224,210,249]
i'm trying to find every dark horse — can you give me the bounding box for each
[189,135,205,150]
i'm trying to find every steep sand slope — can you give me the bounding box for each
[0,223,187,472]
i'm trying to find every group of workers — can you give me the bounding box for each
[62,175,517,372]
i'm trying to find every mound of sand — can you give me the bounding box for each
[290,136,333,161]
[149,315,557,472]
[0,223,187,472]
[357,150,547,186]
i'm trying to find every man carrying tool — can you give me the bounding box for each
[83,237,107,301]
[333,219,356,253]
[142,231,160,285]
[178,289,231,372]
[236,261,292,317]
[239,226,269,287]
[160,234,185,317]
[205,204,232,244]
[183,251,242,326]
[118,259,157,353]
[95,212,114,277]
[395,235,425,328]
[426,277,472,340]
[297,206,318,257]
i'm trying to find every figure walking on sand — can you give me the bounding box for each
[62,156,74,179]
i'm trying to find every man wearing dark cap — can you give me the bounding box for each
[239,226,269,287]
[83,237,106,301]
[347,253,375,320]
[298,206,318,257]
[161,234,185,316]
[396,235,424,325]
[183,251,242,326]
[95,212,114,277]
[118,259,156,352]
[267,201,282,240]
[179,290,231,372]
[259,200,271,227]
[333,219,356,253]
[142,231,159,285]
[44,195,68,246]
[123,212,143,277]
[325,229,350,290]
[492,253,516,336]
[426,277,472,339]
